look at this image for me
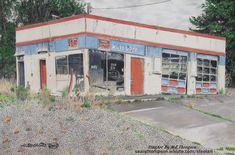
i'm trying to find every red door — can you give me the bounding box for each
[131,58,144,95]
[40,60,47,89]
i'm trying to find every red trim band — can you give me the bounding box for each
[16,14,225,41]
[16,14,85,31]
[15,32,225,56]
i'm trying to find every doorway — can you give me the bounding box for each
[18,62,25,86]
[131,57,144,95]
[40,60,47,89]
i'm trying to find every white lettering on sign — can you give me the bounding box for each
[111,44,138,53]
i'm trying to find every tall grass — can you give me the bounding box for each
[0,78,15,95]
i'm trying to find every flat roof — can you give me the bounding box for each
[16,14,225,41]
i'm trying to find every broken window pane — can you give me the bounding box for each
[210,75,216,81]
[181,56,187,64]
[197,67,202,73]
[197,59,202,66]
[203,67,209,74]
[203,59,209,66]
[211,60,217,68]
[179,73,186,80]
[163,53,170,58]
[56,56,68,74]
[107,52,124,90]
[68,54,83,77]
[203,75,209,81]
[162,74,169,78]
[171,54,179,63]
[89,50,124,91]
[89,50,106,87]
[196,74,202,81]
[210,68,216,75]
[170,72,178,79]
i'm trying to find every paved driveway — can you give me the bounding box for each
[181,95,235,120]
[109,100,235,149]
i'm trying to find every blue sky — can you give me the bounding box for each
[81,0,205,30]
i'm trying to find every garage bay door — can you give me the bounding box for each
[161,50,188,94]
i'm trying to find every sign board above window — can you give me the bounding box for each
[110,40,145,56]
[98,39,110,51]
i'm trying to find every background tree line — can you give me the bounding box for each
[0,0,235,85]
[0,0,86,78]
[190,0,235,86]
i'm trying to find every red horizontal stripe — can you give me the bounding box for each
[16,14,225,41]
[85,14,225,40]
[16,14,85,31]
[15,32,225,56]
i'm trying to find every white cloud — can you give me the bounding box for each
[81,0,205,30]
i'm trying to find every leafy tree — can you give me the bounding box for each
[16,0,86,25]
[0,0,86,78]
[0,22,16,78]
[189,0,235,85]
[0,0,16,78]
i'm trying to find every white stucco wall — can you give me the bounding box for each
[144,57,161,95]
[16,15,226,55]
[124,54,131,96]
[217,65,226,93]
[85,18,226,54]
[187,60,197,95]
[24,49,87,95]
[16,18,85,44]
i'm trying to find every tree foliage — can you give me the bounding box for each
[0,0,86,78]
[16,0,86,25]
[0,0,16,78]
[189,0,235,83]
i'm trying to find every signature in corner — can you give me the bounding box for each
[21,142,59,149]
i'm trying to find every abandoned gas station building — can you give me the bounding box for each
[15,14,226,96]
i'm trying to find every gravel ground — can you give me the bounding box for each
[0,103,221,155]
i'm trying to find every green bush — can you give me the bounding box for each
[219,88,225,94]
[14,85,29,101]
[61,88,68,104]
[81,99,91,108]
[0,92,16,104]
[38,87,55,106]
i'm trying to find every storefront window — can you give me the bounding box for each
[68,54,83,77]
[89,50,124,91]
[55,56,68,75]
[55,54,83,76]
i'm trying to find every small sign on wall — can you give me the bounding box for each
[68,37,78,49]
[152,57,161,74]
[98,39,110,50]
[110,40,145,56]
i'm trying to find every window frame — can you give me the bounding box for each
[196,58,217,83]
[162,53,188,81]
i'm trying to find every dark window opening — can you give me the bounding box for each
[55,56,68,75]
[68,54,84,77]
[55,54,84,91]
[89,50,124,91]
[18,62,25,86]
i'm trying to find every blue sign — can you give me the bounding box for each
[110,40,145,56]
